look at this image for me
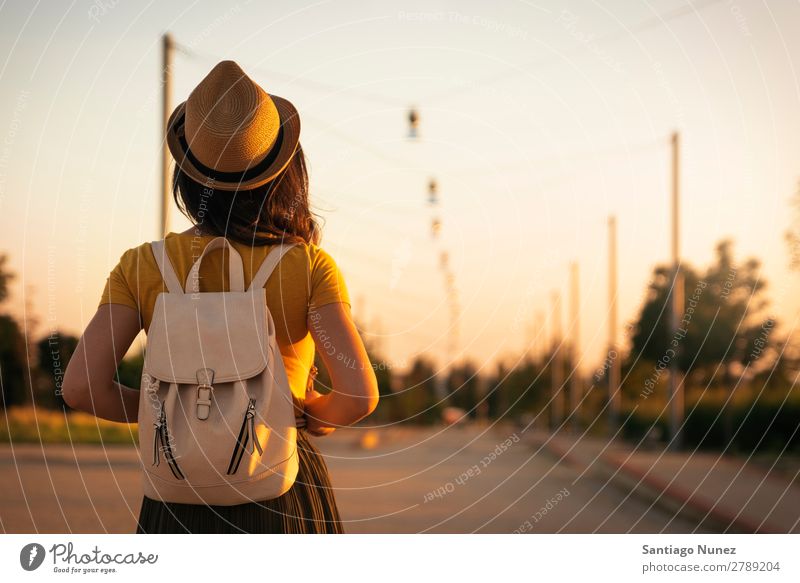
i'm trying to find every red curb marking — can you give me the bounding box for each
[532,436,785,533]
[602,451,782,534]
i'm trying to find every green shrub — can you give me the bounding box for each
[622,392,800,452]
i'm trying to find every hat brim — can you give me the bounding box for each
[165,94,301,192]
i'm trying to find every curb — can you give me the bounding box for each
[530,434,782,533]
[600,451,780,534]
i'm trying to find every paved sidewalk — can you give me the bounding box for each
[526,430,800,533]
[1,426,708,533]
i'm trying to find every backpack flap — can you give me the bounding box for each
[144,289,272,384]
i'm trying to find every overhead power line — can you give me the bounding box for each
[173,0,725,111]
[175,42,406,108]
[421,0,727,103]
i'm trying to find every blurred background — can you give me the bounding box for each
[0,0,798,533]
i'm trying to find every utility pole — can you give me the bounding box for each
[550,291,564,430]
[668,131,685,451]
[608,216,621,434]
[569,262,580,431]
[525,313,535,362]
[160,32,174,237]
[535,310,545,366]
[525,309,544,363]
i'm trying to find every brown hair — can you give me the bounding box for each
[172,144,320,246]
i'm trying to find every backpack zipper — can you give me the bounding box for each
[226,398,263,475]
[152,403,184,480]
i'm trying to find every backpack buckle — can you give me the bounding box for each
[196,368,215,421]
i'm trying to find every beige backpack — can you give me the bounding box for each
[138,236,299,505]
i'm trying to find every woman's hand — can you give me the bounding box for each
[304,387,326,406]
[302,390,336,436]
[304,414,336,437]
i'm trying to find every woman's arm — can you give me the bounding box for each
[62,304,142,423]
[304,302,379,432]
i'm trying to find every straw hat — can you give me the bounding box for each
[166,60,301,191]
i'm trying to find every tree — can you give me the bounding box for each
[116,349,144,388]
[393,356,441,424]
[0,254,13,304]
[445,360,481,416]
[629,240,771,381]
[0,254,27,408]
[749,339,798,395]
[0,315,27,408]
[486,356,550,421]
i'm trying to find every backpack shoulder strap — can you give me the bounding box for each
[247,243,297,292]
[150,239,184,294]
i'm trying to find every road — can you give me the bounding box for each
[0,424,708,533]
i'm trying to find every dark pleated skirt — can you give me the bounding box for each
[135,430,343,534]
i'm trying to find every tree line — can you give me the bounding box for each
[1,236,797,451]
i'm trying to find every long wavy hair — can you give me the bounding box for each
[172,144,320,246]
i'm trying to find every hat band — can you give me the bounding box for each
[177,115,286,184]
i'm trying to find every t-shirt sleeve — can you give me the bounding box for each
[309,247,351,309]
[98,249,139,312]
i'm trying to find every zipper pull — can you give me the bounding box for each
[153,405,168,467]
[152,421,162,466]
[246,399,263,456]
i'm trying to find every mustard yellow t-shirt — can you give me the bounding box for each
[98,231,350,402]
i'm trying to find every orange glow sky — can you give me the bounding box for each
[1,0,798,377]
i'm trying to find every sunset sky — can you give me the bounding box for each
[1,0,798,377]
